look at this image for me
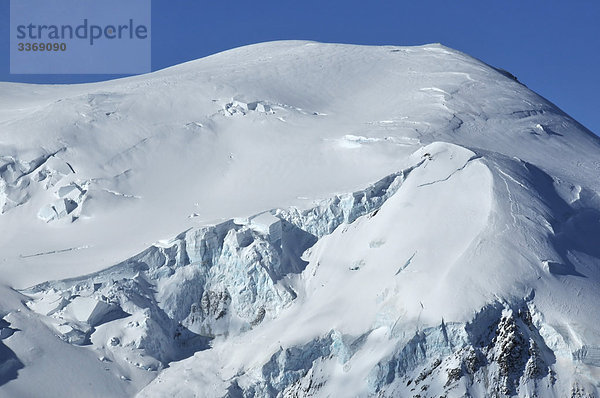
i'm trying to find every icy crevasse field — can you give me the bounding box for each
[1,41,600,397]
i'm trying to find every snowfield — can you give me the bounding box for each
[1,41,599,397]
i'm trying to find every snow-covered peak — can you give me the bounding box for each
[0,42,599,397]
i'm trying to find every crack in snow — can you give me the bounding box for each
[20,245,91,258]
[494,166,520,227]
[395,252,416,275]
[101,188,141,199]
[417,155,482,188]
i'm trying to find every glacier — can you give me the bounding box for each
[0,41,599,397]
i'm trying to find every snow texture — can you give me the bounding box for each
[0,41,599,397]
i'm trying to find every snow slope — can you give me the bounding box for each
[1,41,599,397]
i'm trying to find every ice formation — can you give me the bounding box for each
[0,41,599,397]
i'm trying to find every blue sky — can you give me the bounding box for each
[1,0,599,134]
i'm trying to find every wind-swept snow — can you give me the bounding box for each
[1,41,599,397]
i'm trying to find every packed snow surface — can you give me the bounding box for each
[1,41,600,397]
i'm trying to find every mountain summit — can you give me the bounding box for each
[0,41,599,397]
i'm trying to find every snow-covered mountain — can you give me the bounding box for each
[1,41,599,397]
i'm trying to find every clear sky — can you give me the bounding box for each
[1,0,599,134]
